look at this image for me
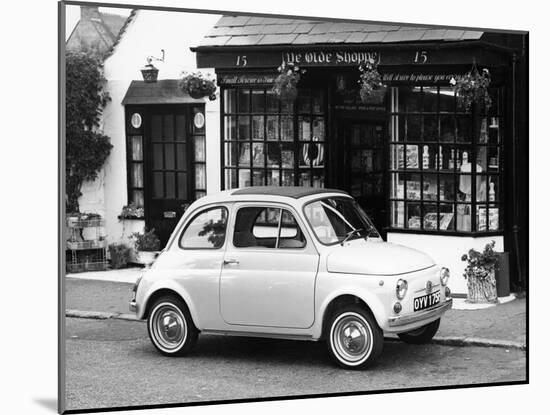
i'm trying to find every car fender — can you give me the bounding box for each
[139,278,200,328]
[314,286,387,339]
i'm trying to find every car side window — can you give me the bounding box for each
[179,207,228,249]
[233,206,306,249]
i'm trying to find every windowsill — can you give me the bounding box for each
[117,215,145,221]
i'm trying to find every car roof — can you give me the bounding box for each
[230,186,348,199]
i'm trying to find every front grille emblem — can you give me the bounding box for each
[426,281,433,293]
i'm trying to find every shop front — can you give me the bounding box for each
[192,19,527,294]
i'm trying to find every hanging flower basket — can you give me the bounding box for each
[179,71,217,100]
[272,62,305,102]
[461,240,499,303]
[141,64,159,83]
[358,58,385,104]
[450,65,492,112]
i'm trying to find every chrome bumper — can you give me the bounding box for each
[129,300,137,313]
[388,298,452,327]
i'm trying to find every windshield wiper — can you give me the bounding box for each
[340,228,364,245]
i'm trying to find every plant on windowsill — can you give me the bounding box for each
[108,243,132,269]
[272,62,306,102]
[358,58,386,104]
[118,202,145,220]
[461,240,499,303]
[179,71,217,100]
[131,227,161,266]
[450,65,492,112]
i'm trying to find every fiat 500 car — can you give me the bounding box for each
[130,186,452,369]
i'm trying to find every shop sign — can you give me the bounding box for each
[283,50,380,66]
[382,72,464,84]
[217,73,277,85]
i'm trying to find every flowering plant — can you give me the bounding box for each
[179,71,217,100]
[358,58,385,103]
[450,66,492,111]
[131,228,161,252]
[119,202,144,219]
[461,240,499,281]
[272,62,305,102]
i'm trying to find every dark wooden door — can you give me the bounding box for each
[144,107,193,246]
[338,120,387,236]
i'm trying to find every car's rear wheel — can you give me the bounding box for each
[326,305,383,369]
[397,318,440,344]
[147,295,198,356]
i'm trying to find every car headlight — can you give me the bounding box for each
[396,279,408,300]
[440,267,450,286]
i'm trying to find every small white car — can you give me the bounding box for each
[130,187,452,369]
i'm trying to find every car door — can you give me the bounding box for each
[220,203,319,329]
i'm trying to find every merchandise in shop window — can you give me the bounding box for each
[281,150,294,168]
[408,216,421,229]
[267,170,280,186]
[239,170,251,187]
[438,146,443,170]
[422,145,429,169]
[406,145,419,169]
[407,181,421,200]
[449,149,455,170]
[489,207,499,230]
[239,143,250,166]
[457,204,471,231]
[489,181,496,201]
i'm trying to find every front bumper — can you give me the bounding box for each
[129,300,137,313]
[388,298,452,328]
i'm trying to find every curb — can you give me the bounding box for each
[66,309,526,351]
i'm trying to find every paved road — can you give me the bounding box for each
[64,317,526,412]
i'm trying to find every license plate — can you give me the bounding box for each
[413,290,440,312]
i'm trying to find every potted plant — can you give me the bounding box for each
[131,228,161,266]
[141,57,159,83]
[119,202,145,220]
[272,62,306,102]
[179,71,217,100]
[108,243,132,269]
[450,65,492,112]
[461,240,499,303]
[358,58,386,104]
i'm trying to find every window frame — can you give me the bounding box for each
[231,203,308,250]
[178,206,229,250]
[388,85,504,235]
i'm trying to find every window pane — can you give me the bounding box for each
[266,169,280,186]
[131,163,143,188]
[238,89,250,112]
[266,116,279,140]
[224,89,237,113]
[225,169,238,189]
[312,90,324,114]
[266,90,279,112]
[251,90,265,112]
[391,201,405,227]
[423,116,438,142]
[299,170,311,186]
[391,173,404,199]
[398,87,422,112]
[177,172,188,199]
[299,116,311,141]
[456,203,471,231]
[132,190,144,208]
[238,116,250,140]
[457,117,471,143]
[153,144,163,169]
[312,172,325,188]
[238,142,250,167]
[440,116,455,143]
[235,207,279,248]
[165,172,176,199]
[252,143,264,167]
[405,173,421,200]
[225,116,237,140]
[279,210,306,248]
[181,208,228,249]
[225,142,238,167]
[390,144,405,170]
[153,172,163,198]
[238,169,251,187]
[252,169,265,185]
[164,144,175,170]
[406,202,421,229]
[439,175,455,201]
[267,143,281,168]
[194,164,206,190]
[131,136,143,161]
[151,115,162,139]
[423,87,438,112]
[194,136,206,162]
[281,143,295,168]
[488,205,500,230]
[477,206,488,231]
[176,144,187,170]
[281,116,293,141]
[422,203,438,230]
[439,87,455,112]
[439,204,455,231]
[405,116,422,141]
[251,116,264,140]
[175,115,186,141]
[282,170,295,186]
[297,90,311,113]
[163,115,174,140]
[423,174,438,201]
[312,117,325,141]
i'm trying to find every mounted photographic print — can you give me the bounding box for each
[59,1,528,413]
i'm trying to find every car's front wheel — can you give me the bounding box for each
[326,305,383,369]
[397,318,440,344]
[147,295,198,356]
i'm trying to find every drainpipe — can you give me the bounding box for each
[511,52,523,287]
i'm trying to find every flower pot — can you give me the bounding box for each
[136,250,158,266]
[466,268,498,303]
[188,89,205,99]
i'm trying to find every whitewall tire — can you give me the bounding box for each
[327,305,383,369]
[147,295,198,356]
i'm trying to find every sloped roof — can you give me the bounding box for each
[198,15,483,47]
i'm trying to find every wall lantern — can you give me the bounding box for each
[140,49,165,83]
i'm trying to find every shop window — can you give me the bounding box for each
[389,86,503,233]
[222,87,326,189]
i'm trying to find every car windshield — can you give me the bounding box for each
[303,197,380,245]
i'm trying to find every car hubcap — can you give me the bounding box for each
[151,304,187,351]
[331,313,373,364]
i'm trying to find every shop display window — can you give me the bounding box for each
[389,86,503,233]
[222,87,326,189]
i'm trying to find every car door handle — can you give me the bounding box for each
[223,259,239,266]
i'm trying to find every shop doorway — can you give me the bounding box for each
[336,119,387,237]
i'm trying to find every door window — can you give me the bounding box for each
[233,206,306,249]
[179,207,228,249]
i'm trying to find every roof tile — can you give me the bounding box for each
[261,18,297,24]
[363,31,388,43]
[443,29,466,40]
[325,32,353,43]
[260,24,298,34]
[225,35,264,46]
[309,22,335,34]
[259,34,298,44]
[381,29,426,42]
[421,29,448,41]
[293,23,316,34]
[293,33,332,44]
[461,30,484,40]
[199,36,231,46]
[215,16,252,27]
[344,32,368,43]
